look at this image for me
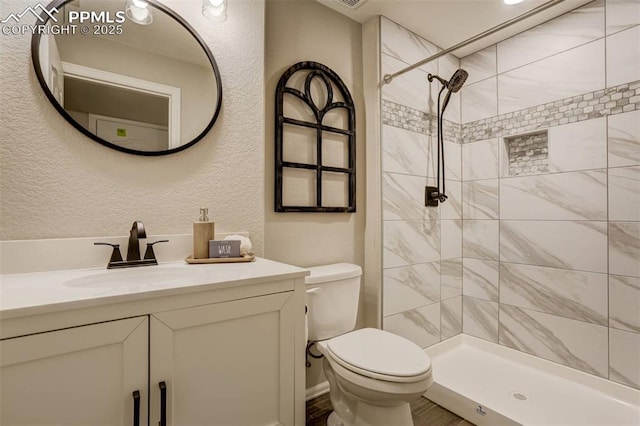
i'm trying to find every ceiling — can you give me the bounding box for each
[70,0,211,66]
[314,0,593,58]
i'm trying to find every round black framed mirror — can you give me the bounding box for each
[32,0,222,156]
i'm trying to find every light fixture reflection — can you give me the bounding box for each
[203,0,227,21]
[504,0,525,4]
[126,0,153,25]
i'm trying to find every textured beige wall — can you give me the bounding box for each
[0,0,266,255]
[264,0,365,269]
[264,0,365,392]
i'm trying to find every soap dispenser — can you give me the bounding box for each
[193,207,215,259]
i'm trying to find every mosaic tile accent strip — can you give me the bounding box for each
[462,80,640,143]
[382,99,462,142]
[383,80,640,152]
[505,131,549,176]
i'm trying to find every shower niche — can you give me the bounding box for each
[503,130,549,177]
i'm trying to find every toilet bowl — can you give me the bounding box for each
[305,264,433,426]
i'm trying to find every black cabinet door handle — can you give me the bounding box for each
[159,381,167,426]
[132,390,141,426]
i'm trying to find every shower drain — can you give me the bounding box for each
[512,392,528,401]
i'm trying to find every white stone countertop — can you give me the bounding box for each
[0,257,308,319]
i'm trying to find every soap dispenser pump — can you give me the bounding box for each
[193,207,215,259]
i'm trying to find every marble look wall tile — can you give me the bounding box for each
[441,296,462,340]
[383,173,435,221]
[548,117,607,172]
[463,220,499,261]
[441,258,463,299]
[500,220,608,273]
[463,296,499,342]
[608,110,640,167]
[444,140,462,181]
[462,138,500,181]
[424,135,440,179]
[461,77,498,124]
[498,40,605,115]
[500,262,608,326]
[442,92,462,125]
[463,179,499,219]
[382,125,428,176]
[609,222,640,277]
[500,170,608,221]
[461,45,496,86]
[440,179,462,220]
[383,220,440,268]
[497,0,604,74]
[609,328,640,389]
[609,166,640,221]
[383,303,441,348]
[606,0,640,35]
[438,52,461,86]
[606,26,640,88]
[463,259,499,302]
[441,220,462,260]
[382,53,433,114]
[381,17,439,70]
[383,262,440,316]
[610,275,640,333]
[499,305,608,378]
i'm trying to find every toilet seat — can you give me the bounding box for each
[324,328,432,383]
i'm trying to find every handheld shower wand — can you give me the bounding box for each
[425,69,468,207]
[441,69,468,112]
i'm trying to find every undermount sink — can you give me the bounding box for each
[63,267,201,289]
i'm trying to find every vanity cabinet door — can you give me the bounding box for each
[150,291,296,426]
[0,316,148,426]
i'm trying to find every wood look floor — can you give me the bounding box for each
[306,392,475,426]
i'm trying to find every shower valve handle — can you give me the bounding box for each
[432,192,448,203]
[425,186,448,206]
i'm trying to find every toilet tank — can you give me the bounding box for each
[305,263,362,341]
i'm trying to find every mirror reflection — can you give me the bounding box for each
[34,0,222,155]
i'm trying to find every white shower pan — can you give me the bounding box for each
[424,335,640,426]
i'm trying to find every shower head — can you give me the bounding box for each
[446,69,468,93]
[427,69,468,92]
[441,68,469,112]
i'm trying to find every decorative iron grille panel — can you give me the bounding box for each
[275,62,356,212]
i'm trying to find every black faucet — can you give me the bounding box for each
[127,221,147,261]
[94,221,168,269]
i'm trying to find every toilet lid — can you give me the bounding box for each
[326,328,431,379]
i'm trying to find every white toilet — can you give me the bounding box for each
[305,263,433,426]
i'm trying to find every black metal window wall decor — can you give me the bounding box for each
[275,62,356,212]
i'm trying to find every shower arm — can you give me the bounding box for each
[382,0,564,84]
[428,73,448,87]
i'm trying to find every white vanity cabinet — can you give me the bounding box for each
[0,316,149,426]
[0,259,307,426]
[150,291,296,426]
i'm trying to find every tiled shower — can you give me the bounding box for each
[380,0,639,390]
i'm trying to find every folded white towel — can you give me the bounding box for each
[223,234,253,256]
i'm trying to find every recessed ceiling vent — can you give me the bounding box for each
[331,0,369,9]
